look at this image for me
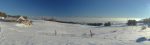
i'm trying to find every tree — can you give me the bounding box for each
[0,12,7,17]
[127,20,137,26]
[142,18,150,24]
[104,22,111,26]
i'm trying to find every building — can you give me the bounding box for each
[17,16,32,26]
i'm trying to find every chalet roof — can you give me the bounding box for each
[17,16,27,21]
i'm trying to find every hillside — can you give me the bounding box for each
[0,20,149,45]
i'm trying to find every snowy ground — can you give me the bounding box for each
[0,20,149,45]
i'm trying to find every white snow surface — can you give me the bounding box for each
[0,20,149,45]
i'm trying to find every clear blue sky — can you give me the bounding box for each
[0,0,150,18]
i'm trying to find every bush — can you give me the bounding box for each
[104,22,111,26]
[127,20,137,26]
[136,37,147,43]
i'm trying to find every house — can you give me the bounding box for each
[3,16,19,22]
[0,17,5,20]
[16,16,32,26]
[17,16,27,23]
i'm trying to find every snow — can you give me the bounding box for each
[0,20,149,45]
[16,23,31,27]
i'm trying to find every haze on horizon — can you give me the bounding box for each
[0,0,149,18]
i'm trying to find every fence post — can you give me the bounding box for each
[90,30,93,38]
[54,30,57,36]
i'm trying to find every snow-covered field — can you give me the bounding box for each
[0,20,149,45]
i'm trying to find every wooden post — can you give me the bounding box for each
[54,30,57,36]
[90,30,93,38]
[0,27,2,32]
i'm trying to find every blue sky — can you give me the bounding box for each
[0,0,150,18]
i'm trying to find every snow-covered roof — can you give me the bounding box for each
[17,16,27,21]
